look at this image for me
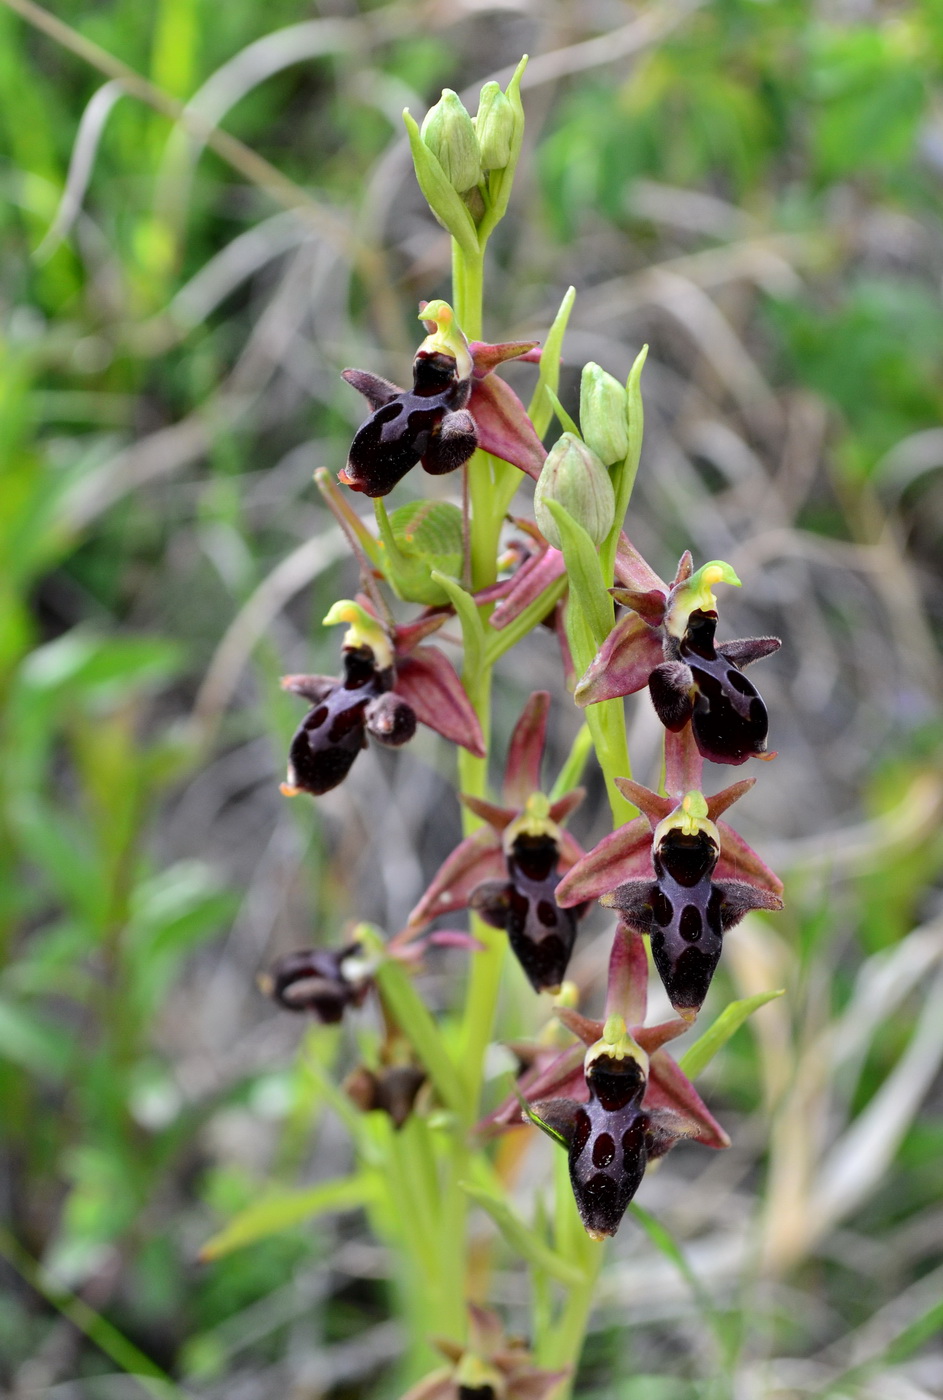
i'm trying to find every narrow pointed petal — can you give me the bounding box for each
[646,1051,730,1149]
[670,550,694,587]
[635,1018,690,1053]
[614,535,668,599]
[394,645,485,757]
[490,547,565,630]
[557,828,586,873]
[467,1303,505,1355]
[341,367,403,410]
[575,613,664,707]
[605,923,649,1025]
[280,673,337,703]
[504,691,550,806]
[705,778,755,821]
[461,794,517,830]
[426,929,488,950]
[555,817,652,907]
[392,609,451,653]
[470,374,547,481]
[716,820,784,896]
[664,724,704,799]
[549,789,585,825]
[613,779,672,828]
[469,339,541,377]
[717,636,782,669]
[555,1006,605,1046]
[715,880,784,927]
[407,831,503,928]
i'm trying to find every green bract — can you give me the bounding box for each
[474,81,514,171]
[534,432,616,549]
[580,361,630,467]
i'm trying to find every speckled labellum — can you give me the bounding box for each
[470,826,587,994]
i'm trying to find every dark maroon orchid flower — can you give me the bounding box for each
[259,941,370,1023]
[406,692,587,993]
[339,300,545,497]
[344,1062,427,1131]
[281,600,484,799]
[515,925,728,1238]
[556,778,783,1019]
[399,1304,566,1400]
[576,547,781,766]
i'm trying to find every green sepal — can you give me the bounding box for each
[403,108,479,256]
[374,499,463,606]
[679,989,785,1080]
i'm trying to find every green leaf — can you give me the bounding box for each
[200,1175,375,1260]
[679,989,784,1080]
[543,499,612,648]
[403,109,479,256]
[460,1180,586,1285]
[0,997,75,1079]
[430,569,485,680]
[529,286,576,438]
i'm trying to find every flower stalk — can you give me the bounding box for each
[242,56,786,1400]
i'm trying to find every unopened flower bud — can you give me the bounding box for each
[421,90,481,194]
[580,362,629,466]
[473,81,514,171]
[534,432,616,549]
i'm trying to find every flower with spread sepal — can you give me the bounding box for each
[576,547,781,766]
[340,302,547,498]
[556,778,783,1019]
[281,599,484,798]
[516,925,728,1238]
[398,1304,567,1400]
[406,691,587,993]
[259,941,371,1023]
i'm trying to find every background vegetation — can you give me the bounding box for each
[1,0,942,1395]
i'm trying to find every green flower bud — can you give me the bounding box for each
[473,80,514,171]
[579,361,629,466]
[420,89,481,194]
[534,432,616,550]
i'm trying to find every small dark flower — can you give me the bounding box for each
[557,780,783,1019]
[259,942,369,1023]
[344,1063,427,1130]
[281,600,484,799]
[576,550,781,767]
[340,301,546,498]
[406,692,587,993]
[527,1015,701,1239]
[398,1305,566,1400]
